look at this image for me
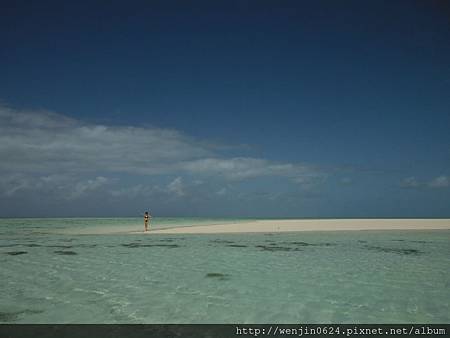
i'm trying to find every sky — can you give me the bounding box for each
[1,0,449,218]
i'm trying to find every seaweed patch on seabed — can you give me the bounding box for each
[365,246,423,255]
[0,244,21,248]
[54,250,78,255]
[255,245,302,252]
[121,243,180,248]
[226,244,248,247]
[283,242,335,247]
[210,239,235,244]
[0,309,44,322]
[5,251,28,255]
[156,237,186,242]
[76,244,98,248]
[205,273,230,280]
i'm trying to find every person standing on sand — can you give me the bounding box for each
[144,211,151,232]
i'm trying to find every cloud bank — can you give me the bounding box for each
[0,105,325,202]
[400,175,450,189]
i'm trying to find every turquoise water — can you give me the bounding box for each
[0,218,449,323]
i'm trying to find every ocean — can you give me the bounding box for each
[0,218,449,323]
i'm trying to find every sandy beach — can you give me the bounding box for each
[145,219,450,235]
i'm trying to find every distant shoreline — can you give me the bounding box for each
[140,218,450,235]
[2,216,450,219]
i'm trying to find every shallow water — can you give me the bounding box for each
[0,218,449,323]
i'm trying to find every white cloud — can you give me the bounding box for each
[183,157,322,183]
[70,176,109,199]
[216,187,227,196]
[0,105,326,200]
[400,176,450,189]
[400,176,421,188]
[2,106,323,182]
[110,184,146,198]
[0,105,211,175]
[0,172,110,199]
[167,177,185,197]
[428,175,449,188]
[0,106,77,129]
[0,174,32,196]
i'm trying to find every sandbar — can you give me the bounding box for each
[143,219,450,235]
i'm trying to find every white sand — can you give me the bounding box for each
[144,219,450,235]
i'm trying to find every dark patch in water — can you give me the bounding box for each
[205,272,230,280]
[77,244,97,248]
[25,243,42,247]
[255,245,301,252]
[210,239,234,244]
[47,245,73,249]
[149,244,180,248]
[283,241,335,247]
[357,240,367,243]
[0,311,18,322]
[410,240,429,244]
[365,246,423,255]
[226,244,248,248]
[121,243,140,248]
[286,241,311,246]
[5,251,28,256]
[0,309,44,322]
[122,243,179,248]
[318,242,334,247]
[54,250,78,255]
[392,239,405,242]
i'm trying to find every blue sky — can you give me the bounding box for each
[1,0,449,217]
